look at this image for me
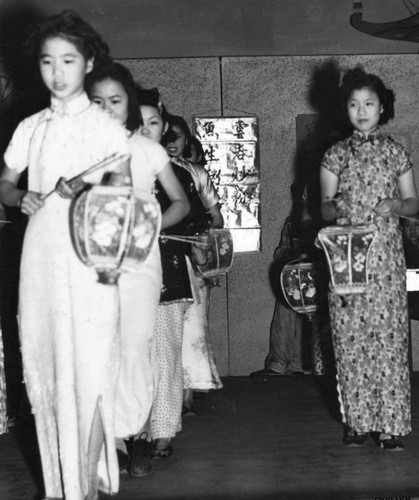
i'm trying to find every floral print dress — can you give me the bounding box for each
[320,129,412,436]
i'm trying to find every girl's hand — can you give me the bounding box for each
[374,198,401,217]
[20,191,44,216]
[191,232,210,266]
[333,192,351,218]
[55,177,87,199]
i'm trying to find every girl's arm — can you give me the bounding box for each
[375,168,418,217]
[0,166,44,215]
[157,162,190,230]
[208,203,224,228]
[320,166,339,221]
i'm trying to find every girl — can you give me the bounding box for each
[164,115,223,414]
[138,89,208,456]
[86,63,189,477]
[0,11,129,500]
[320,67,418,450]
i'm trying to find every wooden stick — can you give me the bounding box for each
[160,234,208,247]
[40,152,129,201]
[399,214,419,223]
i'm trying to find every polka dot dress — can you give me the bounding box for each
[151,302,186,439]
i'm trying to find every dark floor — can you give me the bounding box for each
[1,374,419,500]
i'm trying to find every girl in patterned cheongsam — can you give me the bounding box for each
[320,67,418,450]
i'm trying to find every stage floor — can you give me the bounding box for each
[1,373,419,500]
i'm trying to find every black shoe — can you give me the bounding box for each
[117,448,130,474]
[182,403,197,417]
[130,433,155,476]
[371,432,405,451]
[344,429,367,447]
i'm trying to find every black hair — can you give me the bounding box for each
[137,88,176,142]
[26,10,111,70]
[85,61,140,131]
[340,67,395,126]
[188,136,207,167]
[164,114,192,157]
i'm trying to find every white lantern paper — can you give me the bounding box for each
[70,185,161,284]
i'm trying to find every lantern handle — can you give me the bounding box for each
[40,152,130,201]
[159,234,208,247]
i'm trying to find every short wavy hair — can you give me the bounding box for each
[26,10,111,70]
[340,66,395,125]
[85,61,140,131]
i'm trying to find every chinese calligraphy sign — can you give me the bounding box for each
[193,117,260,252]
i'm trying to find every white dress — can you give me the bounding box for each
[4,93,128,500]
[115,133,167,438]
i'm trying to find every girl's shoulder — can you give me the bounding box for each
[323,137,352,160]
[129,133,169,160]
[384,134,409,154]
[14,107,51,132]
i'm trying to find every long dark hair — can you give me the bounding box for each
[340,67,395,125]
[85,61,140,131]
[164,114,193,157]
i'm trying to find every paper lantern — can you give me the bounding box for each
[280,260,319,319]
[70,185,161,284]
[316,224,377,295]
[193,228,234,278]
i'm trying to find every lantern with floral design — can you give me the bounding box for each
[316,224,377,294]
[70,185,161,284]
[280,258,319,319]
[192,228,234,278]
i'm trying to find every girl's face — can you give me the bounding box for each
[39,36,93,103]
[138,105,167,143]
[165,124,188,158]
[90,78,129,126]
[347,87,383,138]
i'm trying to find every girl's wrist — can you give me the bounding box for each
[393,199,403,215]
[17,191,26,208]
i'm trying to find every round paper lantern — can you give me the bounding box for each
[280,260,319,319]
[193,228,234,278]
[70,185,161,284]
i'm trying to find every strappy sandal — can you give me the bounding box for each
[343,428,367,447]
[153,439,173,458]
[372,433,405,451]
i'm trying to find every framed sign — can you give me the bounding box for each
[193,116,260,252]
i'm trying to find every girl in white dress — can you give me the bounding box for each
[0,11,130,500]
[87,63,189,477]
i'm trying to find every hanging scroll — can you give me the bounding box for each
[193,116,260,252]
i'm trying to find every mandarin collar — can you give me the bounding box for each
[49,92,91,117]
[351,128,382,146]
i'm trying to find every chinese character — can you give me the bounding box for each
[203,120,215,138]
[233,119,248,139]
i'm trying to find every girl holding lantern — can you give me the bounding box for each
[87,64,190,477]
[320,67,418,451]
[0,11,130,500]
